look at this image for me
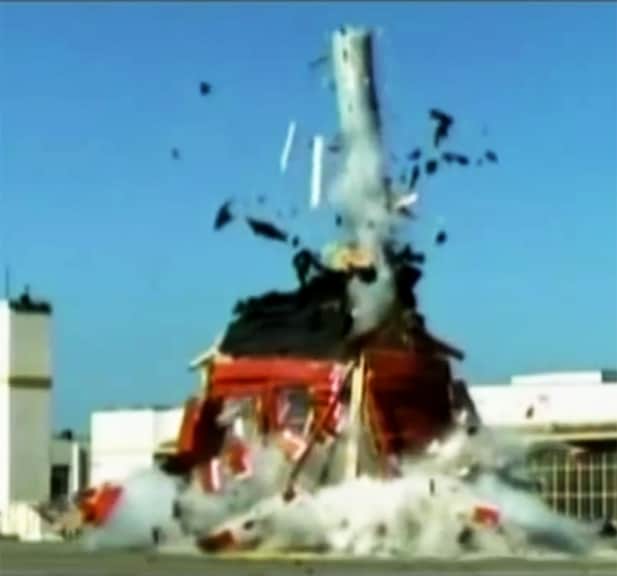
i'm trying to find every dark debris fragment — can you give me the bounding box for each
[409,165,420,190]
[442,152,469,166]
[293,249,326,287]
[397,206,414,220]
[435,230,448,245]
[246,217,289,243]
[407,148,422,162]
[442,152,456,164]
[354,265,378,284]
[485,150,499,163]
[214,200,234,231]
[308,55,329,69]
[425,159,439,176]
[199,82,212,96]
[327,134,343,154]
[395,244,426,265]
[457,526,475,548]
[599,518,617,538]
[429,108,454,148]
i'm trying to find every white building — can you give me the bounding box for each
[0,293,53,536]
[469,371,617,521]
[89,406,183,486]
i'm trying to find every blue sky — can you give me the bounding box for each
[1,2,615,432]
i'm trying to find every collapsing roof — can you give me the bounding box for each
[219,244,464,363]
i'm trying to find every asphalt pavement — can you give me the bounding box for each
[1,541,616,576]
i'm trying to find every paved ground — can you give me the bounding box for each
[1,541,616,576]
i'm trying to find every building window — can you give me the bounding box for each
[50,464,70,502]
[529,442,617,522]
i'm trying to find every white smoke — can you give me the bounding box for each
[81,468,184,551]
[173,442,290,539]
[173,430,354,540]
[332,123,397,337]
[327,28,402,338]
[81,425,614,559]
[199,431,600,558]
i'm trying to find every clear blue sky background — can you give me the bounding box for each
[1,2,615,433]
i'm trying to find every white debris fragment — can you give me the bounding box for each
[280,121,297,174]
[310,135,324,209]
[393,192,419,211]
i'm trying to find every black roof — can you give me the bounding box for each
[9,290,52,314]
[220,246,464,362]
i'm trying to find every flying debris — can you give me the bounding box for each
[435,230,448,245]
[171,148,181,160]
[280,121,297,173]
[335,214,343,227]
[310,135,324,209]
[214,200,234,231]
[394,193,419,220]
[599,518,617,538]
[199,82,212,95]
[409,165,420,190]
[394,193,419,211]
[246,218,289,243]
[485,150,499,163]
[425,159,439,176]
[327,134,343,154]
[292,248,325,286]
[407,148,422,162]
[429,108,454,148]
[397,207,415,220]
[257,195,266,205]
[525,405,535,420]
[441,152,469,166]
[309,54,329,69]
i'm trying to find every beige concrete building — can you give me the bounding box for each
[0,293,53,536]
